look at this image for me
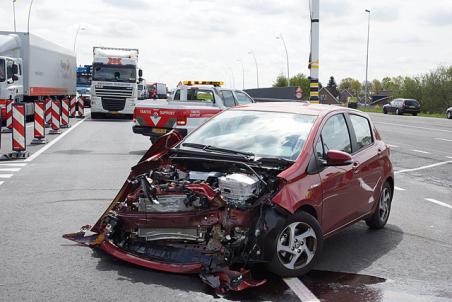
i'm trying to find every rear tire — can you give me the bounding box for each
[266,212,323,277]
[396,109,402,115]
[447,111,452,119]
[366,181,392,229]
[383,109,387,114]
[412,113,417,116]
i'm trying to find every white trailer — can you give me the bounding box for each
[90,46,142,119]
[0,31,76,119]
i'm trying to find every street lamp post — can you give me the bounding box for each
[27,0,35,33]
[248,51,259,88]
[12,0,17,32]
[237,59,245,89]
[365,9,371,106]
[73,25,86,53]
[276,34,290,86]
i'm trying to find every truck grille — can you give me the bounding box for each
[102,98,126,111]
[95,86,133,98]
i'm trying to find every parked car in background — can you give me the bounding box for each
[65,103,394,292]
[383,98,421,116]
[447,107,452,119]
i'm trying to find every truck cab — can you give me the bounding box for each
[90,47,141,119]
[0,56,25,120]
[132,81,254,142]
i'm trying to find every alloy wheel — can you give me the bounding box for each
[276,222,317,270]
[379,187,391,221]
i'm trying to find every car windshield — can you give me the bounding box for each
[0,59,5,82]
[92,63,136,83]
[405,100,419,106]
[182,110,316,161]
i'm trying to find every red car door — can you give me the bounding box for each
[347,113,384,216]
[316,113,363,235]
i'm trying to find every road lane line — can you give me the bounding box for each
[0,174,13,178]
[394,186,406,191]
[374,121,452,133]
[0,181,4,186]
[412,149,430,154]
[0,168,21,172]
[24,117,86,162]
[0,163,27,167]
[395,160,452,174]
[425,198,452,210]
[283,278,320,302]
[435,138,452,142]
[447,156,452,159]
[387,144,399,148]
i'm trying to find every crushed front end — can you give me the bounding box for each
[64,131,289,292]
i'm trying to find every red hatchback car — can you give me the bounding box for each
[65,103,394,292]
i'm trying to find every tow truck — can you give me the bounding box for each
[132,81,255,143]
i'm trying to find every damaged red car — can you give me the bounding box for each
[64,103,394,292]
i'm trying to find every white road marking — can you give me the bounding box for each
[435,138,452,142]
[0,163,27,167]
[375,121,452,133]
[425,198,452,210]
[0,168,21,172]
[447,156,452,160]
[387,144,399,148]
[412,149,430,154]
[283,278,320,302]
[24,117,86,162]
[0,181,4,186]
[395,160,452,174]
[394,186,406,191]
[0,174,13,178]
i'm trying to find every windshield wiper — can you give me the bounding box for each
[181,143,254,159]
[256,157,294,166]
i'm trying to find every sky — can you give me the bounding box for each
[1,0,451,89]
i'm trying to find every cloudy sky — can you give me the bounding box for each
[1,0,451,89]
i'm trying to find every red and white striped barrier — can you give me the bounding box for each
[1,98,13,133]
[70,96,76,118]
[49,99,61,135]
[61,98,70,128]
[11,104,29,159]
[77,97,84,118]
[31,101,47,144]
[45,97,52,128]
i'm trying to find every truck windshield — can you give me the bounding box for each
[92,63,136,83]
[0,59,5,82]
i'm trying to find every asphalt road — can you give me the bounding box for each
[0,111,451,302]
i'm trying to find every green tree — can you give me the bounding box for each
[273,73,288,87]
[350,80,361,96]
[372,79,383,94]
[339,77,361,96]
[289,73,310,97]
[327,76,339,97]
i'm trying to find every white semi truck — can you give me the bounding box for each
[90,47,141,119]
[0,32,76,121]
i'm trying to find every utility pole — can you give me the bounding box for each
[365,9,371,106]
[12,0,17,32]
[309,0,320,103]
[27,0,35,33]
[276,34,290,86]
[248,51,259,88]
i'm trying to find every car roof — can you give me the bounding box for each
[231,102,355,116]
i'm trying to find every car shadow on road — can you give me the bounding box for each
[314,222,404,273]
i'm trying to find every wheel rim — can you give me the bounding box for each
[448,112,451,119]
[396,109,399,114]
[276,222,317,270]
[379,187,391,221]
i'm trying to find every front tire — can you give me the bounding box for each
[383,108,387,114]
[366,181,392,229]
[266,212,323,277]
[412,113,417,116]
[447,111,452,119]
[396,108,402,115]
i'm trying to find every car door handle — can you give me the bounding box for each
[353,161,360,172]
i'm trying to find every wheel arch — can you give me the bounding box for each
[296,204,318,220]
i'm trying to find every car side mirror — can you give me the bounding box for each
[326,150,352,166]
[138,69,143,77]
[12,64,19,74]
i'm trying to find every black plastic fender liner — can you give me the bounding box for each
[253,205,289,262]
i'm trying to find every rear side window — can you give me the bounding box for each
[405,100,419,106]
[234,91,253,104]
[350,114,373,151]
[173,89,214,102]
[321,114,352,154]
[221,90,236,107]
